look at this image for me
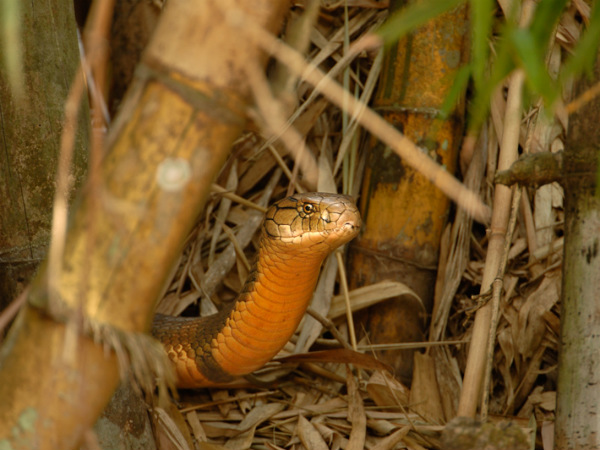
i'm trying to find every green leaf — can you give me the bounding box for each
[376,0,466,45]
[510,28,558,105]
[529,0,569,47]
[467,41,515,132]
[469,0,494,91]
[562,1,600,79]
[1,0,24,100]
[440,64,471,118]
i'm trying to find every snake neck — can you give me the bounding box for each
[209,236,328,377]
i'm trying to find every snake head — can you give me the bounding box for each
[263,192,361,252]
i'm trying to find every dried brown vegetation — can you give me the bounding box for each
[143,2,582,448]
[1,0,595,448]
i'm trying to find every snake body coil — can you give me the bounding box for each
[152,193,361,387]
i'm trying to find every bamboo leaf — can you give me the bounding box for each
[468,41,514,131]
[441,64,472,118]
[562,1,600,79]
[529,0,569,46]
[510,28,558,105]
[1,0,24,100]
[375,0,466,45]
[469,0,494,91]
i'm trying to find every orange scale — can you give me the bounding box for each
[229,340,273,358]
[236,300,248,312]
[231,323,288,347]
[245,300,281,317]
[238,318,296,338]
[186,358,198,378]
[233,344,272,363]
[267,252,287,264]
[226,331,263,354]
[264,283,301,304]
[234,308,275,330]
[236,302,263,327]
[255,265,277,282]
[175,360,194,387]
[228,361,261,376]
[216,342,263,374]
[215,332,227,345]
[238,326,295,347]
[225,321,236,335]
[243,296,289,316]
[229,327,275,351]
[246,294,288,315]
[166,349,177,363]
[253,297,309,320]
[255,274,290,297]
[228,313,242,329]
[278,264,315,283]
[212,343,237,368]
[175,359,186,378]
[288,282,316,298]
[258,256,273,270]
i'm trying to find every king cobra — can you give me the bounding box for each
[152,193,361,387]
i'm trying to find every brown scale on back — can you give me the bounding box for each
[152,192,361,388]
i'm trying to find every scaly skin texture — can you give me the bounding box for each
[152,193,361,387]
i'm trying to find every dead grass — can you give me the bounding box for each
[145,1,585,449]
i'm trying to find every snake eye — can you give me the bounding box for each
[302,203,315,214]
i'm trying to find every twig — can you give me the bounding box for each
[458,69,526,418]
[357,339,469,351]
[480,185,521,420]
[266,144,305,194]
[245,58,319,190]
[0,287,29,333]
[306,307,352,350]
[211,183,268,213]
[336,250,357,351]
[47,63,86,307]
[566,79,600,114]
[234,14,491,224]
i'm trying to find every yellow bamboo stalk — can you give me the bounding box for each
[457,0,537,418]
[0,1,288,449]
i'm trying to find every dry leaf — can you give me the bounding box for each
[225,425,256,450]
[346,367,366,450]
[409,352,445,424]
[154,406,194,450]
[297,415,329,450]
[366,370,410,407]
[370,426,410,450]
[328,280,423,320]
[186,411,208,443]
[517,274,560,359]
[236,403,286,432]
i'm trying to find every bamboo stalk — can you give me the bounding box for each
[457,0,537,417]
[237,14,491,224]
